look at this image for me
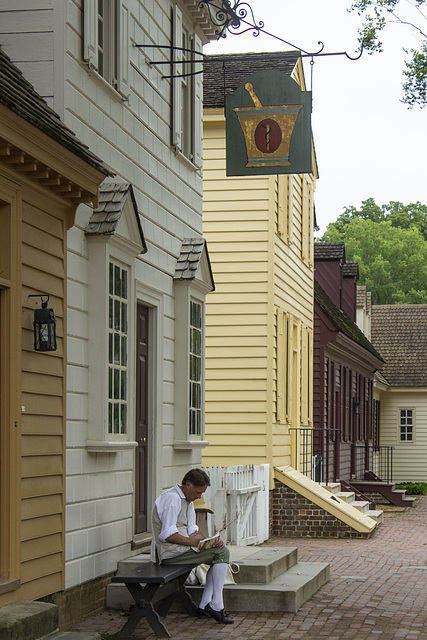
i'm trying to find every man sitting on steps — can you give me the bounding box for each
[151,467,234,624]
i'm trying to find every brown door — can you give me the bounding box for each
[135,303,149,533]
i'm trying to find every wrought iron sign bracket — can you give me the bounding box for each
[134,44,205,80]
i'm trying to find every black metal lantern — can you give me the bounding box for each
[31,295,57,352]
[354,399,361,415]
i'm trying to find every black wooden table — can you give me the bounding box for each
[111,562,197,638]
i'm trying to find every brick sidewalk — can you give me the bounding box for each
[74,496,427,640]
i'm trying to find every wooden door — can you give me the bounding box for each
[135,304,149,533]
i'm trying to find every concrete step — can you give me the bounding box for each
[0,601,100,640]
[320,482,341,494]
[335,491,356,503]
[349,500,371,513]
[107,546,330,614]
[366,510,384,524]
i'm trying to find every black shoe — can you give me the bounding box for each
[197,607,209,618]
[205,603,234,624]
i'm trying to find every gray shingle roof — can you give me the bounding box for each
[174,238,214,289]
[203,51,300,108]
[314,241,346,261]
[85,182,147,252]
[343,261,359,278]
[0,46,111,176]
[371,305,427,387]
[315,280,384,362]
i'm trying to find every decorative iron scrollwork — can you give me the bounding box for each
[198,0,264,38]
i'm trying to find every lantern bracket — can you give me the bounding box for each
[29,294,50,308]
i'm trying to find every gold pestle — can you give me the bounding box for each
[244,82,263,109]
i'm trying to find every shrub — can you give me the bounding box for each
[395,482,427,495]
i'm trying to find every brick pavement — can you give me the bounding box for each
[74,496,427,640]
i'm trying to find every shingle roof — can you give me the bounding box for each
[203,51,300,108]
[85,182,147,252]
[371,305,427,387]
[0,47,111,176]
[314,241,346,261]
[315,280,384,362]
[343,261,359,278]
[174,237,214,290]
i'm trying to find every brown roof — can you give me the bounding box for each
[203,51,300,108]
[0,46,111,176]
[315,280,383,362]
[314,241,346,261]
[371,305,427,387]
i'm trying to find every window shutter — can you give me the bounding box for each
[172,4,183,151]
[287,176,294,243]
[276,308,285,422]
[83,0,98,70]
[193,33,203,169]
[277,175,287,238]
[116,1,129,96]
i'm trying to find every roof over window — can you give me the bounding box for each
[85,182,147,256]
[174,237,215,292]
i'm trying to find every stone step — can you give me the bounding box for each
[320,482,341,494]
[116,546,298,586]
[0,601,100,640]
[107,546,330,614]
[366,510,384,524]
[335,491,356,503]
[349,500,371,513]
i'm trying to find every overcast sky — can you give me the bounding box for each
[203,0,427,235]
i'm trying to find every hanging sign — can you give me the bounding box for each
[226,69,312,176]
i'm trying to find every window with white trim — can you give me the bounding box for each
[83,0,129,95]
[172,4,203,166]
[189,300,202,435]
[399,409,414,442]
[108,262,129,435]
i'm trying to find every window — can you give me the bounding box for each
[189,300,202,435]
[83,0,129,94]
[172,4,202,166]
[399,409,413,442]
[108,262,128,435]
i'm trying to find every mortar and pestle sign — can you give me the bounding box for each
[233,82,303,168]
[225,69,312,176]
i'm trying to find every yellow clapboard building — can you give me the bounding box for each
[202,52,318,483]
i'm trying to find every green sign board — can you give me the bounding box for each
[226,69,312,176]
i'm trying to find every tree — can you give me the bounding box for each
[321,201,427,304]
[350,0,427,107]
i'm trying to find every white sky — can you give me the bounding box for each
[203,0,427,235]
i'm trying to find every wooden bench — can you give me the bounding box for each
[111,562,197,638]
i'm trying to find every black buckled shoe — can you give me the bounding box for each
[204,603,234,624]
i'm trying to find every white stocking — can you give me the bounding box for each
[200,562,227,612]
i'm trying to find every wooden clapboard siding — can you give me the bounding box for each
[19,185,67,598]
[203,116,272,465]
[203,96,315,477]
[203,109,313,476]
[376,390,427,482]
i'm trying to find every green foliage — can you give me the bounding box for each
[349,0,427,106]
[395,481,427,494]
[321,198,427,304]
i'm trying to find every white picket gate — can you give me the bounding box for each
[202,465,269,546]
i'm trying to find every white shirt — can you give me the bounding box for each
[154,484,199,542]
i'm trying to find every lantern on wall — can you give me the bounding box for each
[30,295,57,352]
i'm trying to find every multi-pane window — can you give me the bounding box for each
[108,262,128,435]
[400,409,413,441]
[189,300,202,435]
[97,0,117,83]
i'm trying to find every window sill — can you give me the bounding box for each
[0,578,20,595]
[86,440,138,452]
[173,439,209,450]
